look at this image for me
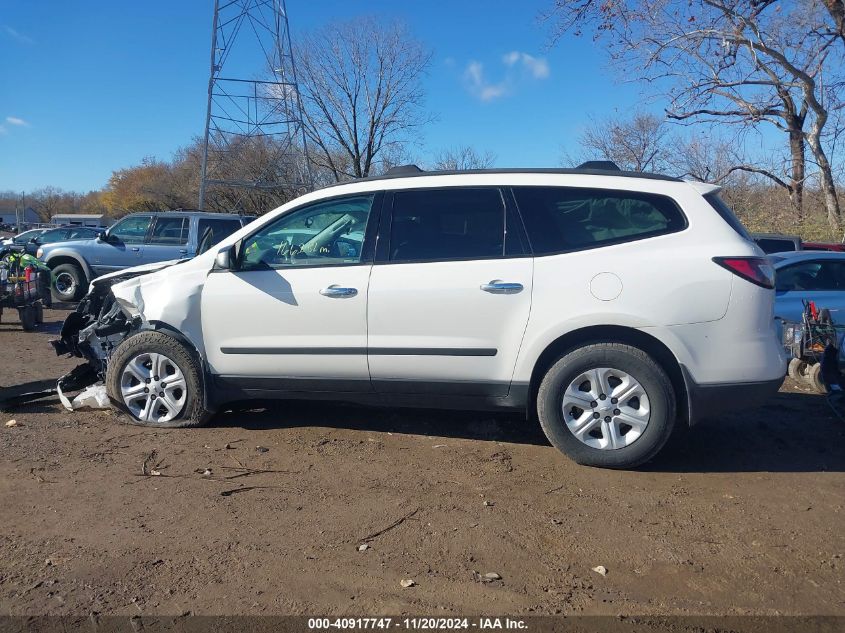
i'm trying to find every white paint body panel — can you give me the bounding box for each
[200,265,372,378]
[367,258,533,394]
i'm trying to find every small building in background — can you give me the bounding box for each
[50,213,111,228]
[0,207,39,227]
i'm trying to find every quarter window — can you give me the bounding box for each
[512,187,686,255]
[240,195,374,270]
[389,188,508,262]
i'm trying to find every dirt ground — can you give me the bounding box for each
[0,307,843,618]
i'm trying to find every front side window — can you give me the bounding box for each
[513,187,686,255]
[109,215,152,244]
[149,216,189,245]
[389,188,506,262]
[240,195,374,270]
[776,261,845,291]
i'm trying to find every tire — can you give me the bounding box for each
[34,303,44,324]
[788,357,808,381]
[18,306,36,332]
[51,263,86,302]
[806,362,827,394]
[537,343,676,469]
[105,331,212,428]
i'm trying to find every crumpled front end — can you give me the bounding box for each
[51,257,208,376]
[50,270,149,372]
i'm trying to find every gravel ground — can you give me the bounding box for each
[0,307,843,617]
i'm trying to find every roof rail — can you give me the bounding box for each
[576,160,621,171]
[385,164,424,176]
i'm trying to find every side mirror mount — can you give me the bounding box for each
[96,230,107,242]
[213,244,237,271]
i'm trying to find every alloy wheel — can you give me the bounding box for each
[54,272,76,298]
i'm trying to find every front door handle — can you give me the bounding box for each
[131,247,140,252]
[320,285,358,298]
[481,280,523,294]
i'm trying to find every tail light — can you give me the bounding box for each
[712,256,775,289]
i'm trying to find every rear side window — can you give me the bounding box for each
[197,218,241,246]
[389,188,510,262]
[705,193,751,240]
[512,187,687,255]
[149,216,189,245]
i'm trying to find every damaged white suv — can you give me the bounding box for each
[52,164,786,468]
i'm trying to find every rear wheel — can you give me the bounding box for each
[106,331,212,428]
[18,306,36,332]
[537,343,676,469]
[51,263,86,302]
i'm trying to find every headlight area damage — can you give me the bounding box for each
[0,264,173,411]
[52,272,144,380]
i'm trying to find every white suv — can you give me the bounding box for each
[53,164,786,468]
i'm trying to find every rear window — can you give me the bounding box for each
[704,193,751,240]
[512,187,686,255]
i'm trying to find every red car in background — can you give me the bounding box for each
[802,242,845,252]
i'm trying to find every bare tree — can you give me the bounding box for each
[293,18,432,182]
[545,0,845,231]
[431,146,496,170]
[574,112,673,172]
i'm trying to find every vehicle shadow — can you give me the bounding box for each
[209,389,845,473]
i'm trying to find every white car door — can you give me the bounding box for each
[201,193,380,393]
[367,187,533,397]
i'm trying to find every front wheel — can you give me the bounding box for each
[106,331,212,427]
[51,263,86,302]
[537,343,676,469]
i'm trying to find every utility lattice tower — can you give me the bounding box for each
[198,0,312,211]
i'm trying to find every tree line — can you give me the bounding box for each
[7,1,845,241]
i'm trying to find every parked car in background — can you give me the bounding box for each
[54,164,786,469]
[20,225,100,255]
[801,241,845,252]
[2,228,47,249]
[38,211,252,302]
[771,250,845,323]
[752,232,802,254]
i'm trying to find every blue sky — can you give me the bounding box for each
[0,0,649,193]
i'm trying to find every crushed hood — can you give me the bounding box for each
[90,259,185,286]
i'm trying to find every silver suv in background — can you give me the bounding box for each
[38,211,254,302]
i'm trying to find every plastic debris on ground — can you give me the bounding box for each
[61,383,110,411]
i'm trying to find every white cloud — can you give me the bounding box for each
[502,51,550,79]
[463,51,550,102]
[3,25,34,45]
[464,61,508,102]
[5,116,29,127]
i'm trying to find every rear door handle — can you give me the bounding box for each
[320,285,358,298]
[480,280,523,294]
